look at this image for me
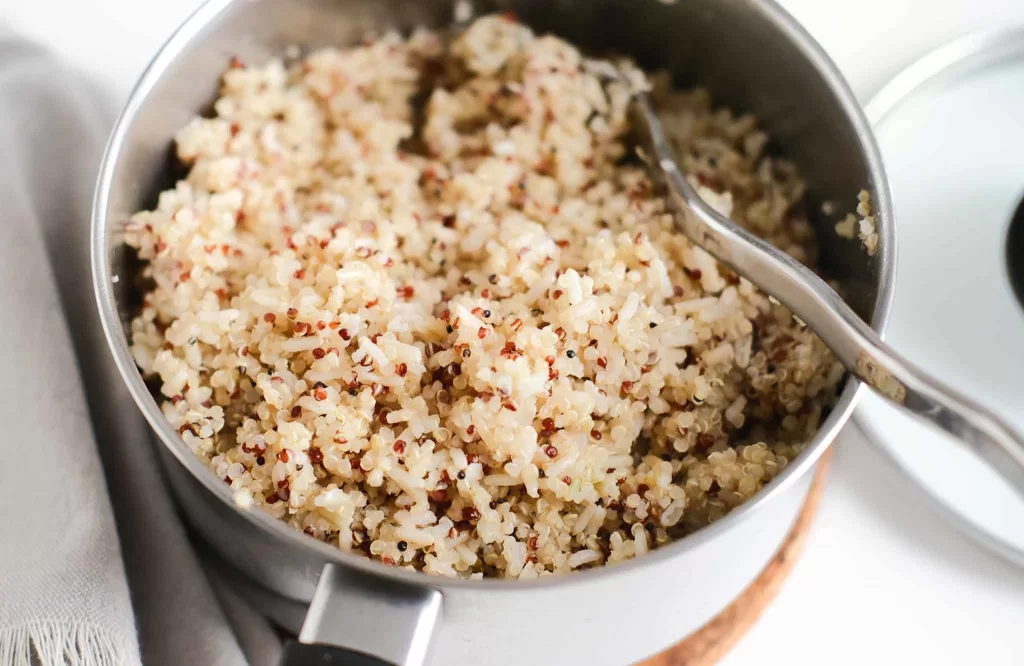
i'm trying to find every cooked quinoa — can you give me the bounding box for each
[834,189,878,256]
[126,15,844,578]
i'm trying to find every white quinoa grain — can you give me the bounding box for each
[835,189,878,256]
[126,16,842,579]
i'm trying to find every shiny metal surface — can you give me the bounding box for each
[92,0,894,663]
[298,564,442,666]
[859,26,1024,569]
[206,465,818,665]
[628,85,1024,497]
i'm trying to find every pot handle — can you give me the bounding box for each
[279,563,443,666]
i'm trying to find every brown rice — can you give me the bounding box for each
[125,15,844,578]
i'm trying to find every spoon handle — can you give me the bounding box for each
[634,92,1024,496]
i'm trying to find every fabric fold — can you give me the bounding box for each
[0,34,281,666]
[0,40,140,666]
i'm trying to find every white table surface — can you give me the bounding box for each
[5,0,1024,664]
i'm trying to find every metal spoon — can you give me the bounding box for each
[595,62,1024,497]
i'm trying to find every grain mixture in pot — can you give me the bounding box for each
[126,15,843,578]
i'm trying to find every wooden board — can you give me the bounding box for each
[637,451,831,666]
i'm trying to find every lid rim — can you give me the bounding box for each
[861,23,1024,569]
[854,412,1024,568]
[867,24,1024,125]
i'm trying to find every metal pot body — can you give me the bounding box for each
[93,1,894,664]
[165,444,815,665]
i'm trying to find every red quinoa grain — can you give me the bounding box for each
[126,17,843,579]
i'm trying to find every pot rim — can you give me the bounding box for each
[91,0,896,592]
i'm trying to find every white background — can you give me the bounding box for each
[3,0,1024,664]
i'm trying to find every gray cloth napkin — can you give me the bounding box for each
[0,36,281,666]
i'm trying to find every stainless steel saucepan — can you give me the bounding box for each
[92,1,895,664]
